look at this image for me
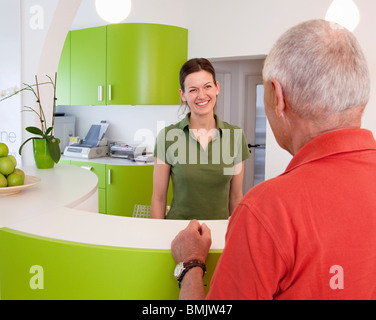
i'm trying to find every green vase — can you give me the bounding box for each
[33,139,55,169]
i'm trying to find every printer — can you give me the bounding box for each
[63,122,110,159]
[110,143,146,160]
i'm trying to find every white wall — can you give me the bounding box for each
[185,0,332,59]
[20,0,61,165]
[0,0,22,164]
[57,104,185,152]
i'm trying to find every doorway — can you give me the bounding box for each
[210,58,266,193]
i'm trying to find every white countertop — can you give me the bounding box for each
[0,164,228,250]
[61,155,154,166]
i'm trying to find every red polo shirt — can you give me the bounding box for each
[207,129,376,300]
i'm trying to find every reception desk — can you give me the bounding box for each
[0,164,227,300]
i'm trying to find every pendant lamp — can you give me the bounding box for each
[95,0,132,24]
[325,0,360,31]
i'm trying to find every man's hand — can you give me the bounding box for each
[171,220,212,300]
[171,220,212,263]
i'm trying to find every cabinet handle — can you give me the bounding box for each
[98,86,103,102]
[108,85,112,101]
[108,169,111,184]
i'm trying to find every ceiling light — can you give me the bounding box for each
[325,0,360,32]
[95,0,132,24]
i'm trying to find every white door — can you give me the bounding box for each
[211,59,266,194]
[246,78,266,188]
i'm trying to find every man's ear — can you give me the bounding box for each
[271,78,286,118]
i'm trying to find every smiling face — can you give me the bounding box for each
[179,70,220,117]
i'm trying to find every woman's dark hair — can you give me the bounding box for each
[179,58,217,92]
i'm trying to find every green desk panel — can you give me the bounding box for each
[0,228,221,300]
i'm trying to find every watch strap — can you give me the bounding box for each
[177,260,206,288]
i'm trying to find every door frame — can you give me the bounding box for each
[210,58,265,193]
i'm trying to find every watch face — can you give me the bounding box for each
[174,262,184,279]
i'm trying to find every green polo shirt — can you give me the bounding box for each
[154,113,250,220]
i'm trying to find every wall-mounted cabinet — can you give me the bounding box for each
[56,23,188,106]
[71,26,107,106]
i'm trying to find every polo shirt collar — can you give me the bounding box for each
[179,112,225,132]
[284,128,376,174]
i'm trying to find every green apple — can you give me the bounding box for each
[0,157,15,176]
[7,155,17,167]
[14,168,25,180]
[0,173,7,188]
[0,142,9,157]
[7,173,24,187]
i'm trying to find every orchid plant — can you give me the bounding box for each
[0,73,61,163]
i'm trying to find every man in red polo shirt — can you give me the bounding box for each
[171,19,376,299]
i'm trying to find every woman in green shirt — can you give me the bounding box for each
[151,58,250,220]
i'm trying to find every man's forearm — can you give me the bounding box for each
[179,267,206,300]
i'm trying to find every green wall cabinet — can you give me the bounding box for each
[70,26,107,106]
[57,23,188,106]
[106,23,187,105]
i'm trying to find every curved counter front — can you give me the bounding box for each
[0,164,227,300]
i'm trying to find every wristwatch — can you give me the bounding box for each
[174,260,206,288]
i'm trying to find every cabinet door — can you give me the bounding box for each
[106,23,188,105]
[106,164,173,217]
[106,165,154,217]
[70,26,107,106]
[56,32,71,106]
[70,161,106,214]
